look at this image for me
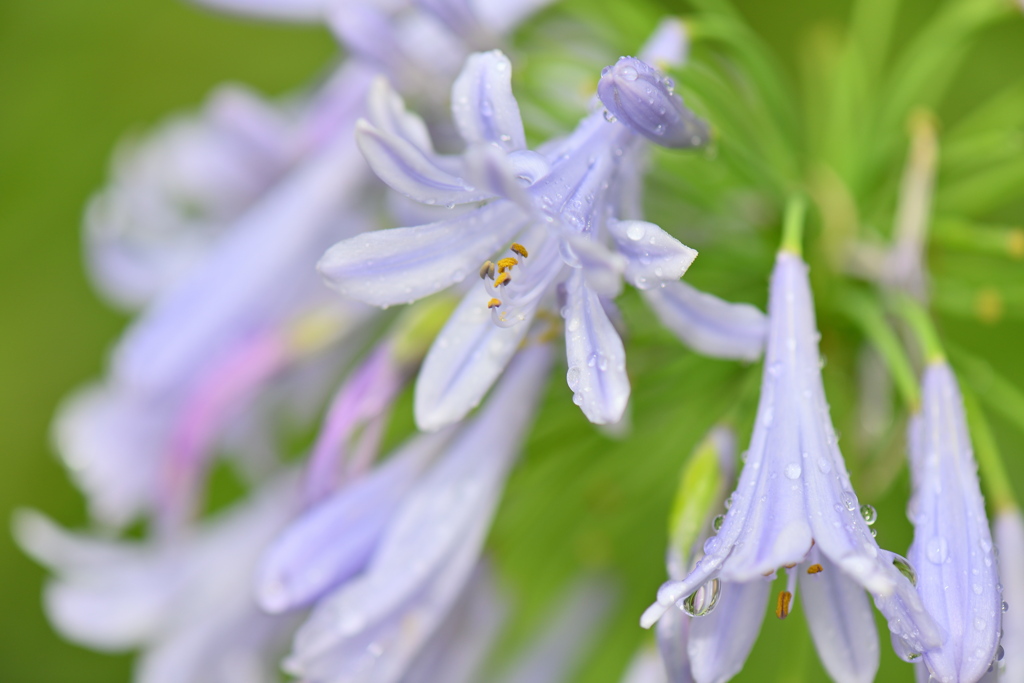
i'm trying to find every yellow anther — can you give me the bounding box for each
[807,564,823,575]
[496,257,518,273]
[494,271,511,288]
[776,590,792,619]
[487,298,502,309]
[479,260,496,280]
[511,243,529,258]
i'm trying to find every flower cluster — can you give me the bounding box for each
[18,1,1024,682]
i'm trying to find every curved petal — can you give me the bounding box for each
[414,286,535,432]
[687,579,770,683]
[563,269,630,424]
[317,200,526,307]
[188,0,327,22]
[641,282,766,362]
[357,120,492,206]
[365,77,436,155]
[451,50,526,152]
[607,219,696,290]
[909,363,1002,682]
[256,431,448,613]
[655,605,693,683]
[800,552,879,683]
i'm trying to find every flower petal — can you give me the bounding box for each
[655,605,694,682]
[800,552,879,683]
[642,281,766,361]
[317,200,526,307]
[188,0,327,21]
[414,286,536,432]
[996,509,1024,682]
[451,50,526,152]
[256,431,449,613]
[908,363,1002,682]
[563,269,630,424]
[687,579,771,683]
[607,219,697,290]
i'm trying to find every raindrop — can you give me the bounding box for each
[567,317,581,332]
[603,110,618,123]
[859,504,877,526]
[996,645,1005,661]
[906,652,922,662]
[926,537,949,564]
[841,491,857,511]
[620,65,639,81]
[724,494,733,510]
[625,222,646,241]
[767,361,783,376]
[784,464,801,480]
[681,578,721,617]
[566,366,581,391]
[870,528,877,538]
[817,458,831,474]
[572,393,583,406]
[974,617,987,632]
[892,554,918,587]
[712,514,725,531]
[974,584,983,595]
[1003,600,1009,613]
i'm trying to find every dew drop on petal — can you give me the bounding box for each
[603,110,617,123]
[621,65,639,81]
[712,514,724,531]
[859,504,877,525]
[626,222,646,241]
[681,578,721,617]
[842,491,857,511]
[996,645,1005,661]
[891,554,918,587]
[817,458,832,474]
[724,494,733,510]
[784,464,801,480]
[1003,600,1009,613]
[926,536,949,564]
[566,366,581,391]
[975,617,987,631]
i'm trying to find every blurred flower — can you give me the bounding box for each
[283,345,552,683]
[643,250,942,677]
[15,475,301,683]
[320,29,707,429]
[907,362,1002,682]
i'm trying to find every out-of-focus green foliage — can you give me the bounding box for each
[2,0,1023,682]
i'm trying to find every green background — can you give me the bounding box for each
[2,0,1023,681]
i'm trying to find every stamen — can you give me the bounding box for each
[479,261,496,280]
[807,564,823,574]
[494,272,511,288]
[496,257,518,272]
[783,563,796,569]
[487,298,501,309]
[776,590,792,619]
[511,243,529,258]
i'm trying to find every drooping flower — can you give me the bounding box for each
[641,248,943,678]
[283,344,552,683]
[906,362,1002,683]
[319,27,708,429]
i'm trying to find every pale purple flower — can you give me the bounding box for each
[283,345,552,683]
[598,56,710,149]
[15,474,301,683]
[319,33,702,429]
[642,251,943,677]
[621,647,669,683]
[907,362,1002,683]
[994,509,1022,681]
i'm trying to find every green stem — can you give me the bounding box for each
[889,294,945,364]
[961,384,1018,513]
[780,195,807,256]
[838,289,921,412]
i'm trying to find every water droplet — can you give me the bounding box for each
[724,494,733,510]
[767,361,783,376]
[975,617,987,631]
[906,652,922,662]
[572,393,583,406]
[681,578,721,617]
[926,537,949,564]
[870,528,877,537]
[996,645,1005,661]
[703,536,721,554]
[499,134,511,143]
[784,464,801,480]
[621,65,639,81]
[567,317,581,332]
[974,583,983,595]
[817,458,831,474]
[625,222,646,241]
[1003,600,1009,613]
[603,110,617,123]
[566,366,581,391]
[712,514,724,531]
[892,554,918,586]
[842,491,857,511]
[860,504,877,526]
[654,123,665,135]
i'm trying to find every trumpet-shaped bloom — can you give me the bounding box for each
[284,345,552,683]
[642,251,942,675]
[320,33,705,429]
[907,363,1002,683]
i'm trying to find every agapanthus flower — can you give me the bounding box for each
[906,362,1002,682]
[994,508,1023,681]
[319,27,710,429]
[282,345,552,683]
[642,247,943,679]
[15,474,301,683]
